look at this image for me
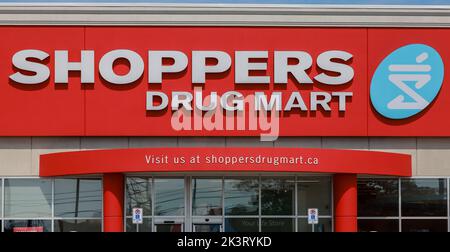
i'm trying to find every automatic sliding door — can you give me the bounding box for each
[125,175,333,232]
[191,178,223,232]
[154,178,185,232]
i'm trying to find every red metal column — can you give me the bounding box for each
[333,174,357,232]
[103,173,124,232]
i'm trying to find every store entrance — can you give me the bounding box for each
[124,175,333,232]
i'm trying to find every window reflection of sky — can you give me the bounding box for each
[192,179,222,216]
[154,179,185,216]
[54,179,102,218]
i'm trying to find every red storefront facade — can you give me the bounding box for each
[1,5,450,233]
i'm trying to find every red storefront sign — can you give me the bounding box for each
[1,27,449,136]
[39,147,411,177]
[13,227,44,232]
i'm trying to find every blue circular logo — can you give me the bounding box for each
[370,44,444,119]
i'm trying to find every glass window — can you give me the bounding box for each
[192,178,222,216]
[154,178,185,216]
[126,177,152,216]
[4,220,51,232]
[4,179,52,218]
[298,218,332,232]
[358,178,399,216]
[401,178,447,217]
[261,177,295,215]
[224,178,259,216]
[402,219,448,232]
[54,219,102,232]
[358,219,399,232]
[261,218,295,232]
[297,177,331,216]
[126,218,152,232]
[224,218,259,232]
[54,178,102,218]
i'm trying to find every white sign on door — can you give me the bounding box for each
[307,208,319,224]
[132,208,143,224]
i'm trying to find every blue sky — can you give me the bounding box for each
[1,0,450,5]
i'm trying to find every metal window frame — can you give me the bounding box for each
[101,176,104,232]
[400,216,448,220]
[151,176,155,232]
[294,175,298,232]
[330,176,334,232]
[222,176,225,232]
[258,176,262,232]
[185,175,191,232]
[1,178,3,232]
[51,179,55,232]
[357,216,401,219]
[123,177,127,231]
[399,177,402,232]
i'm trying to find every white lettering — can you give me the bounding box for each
[10,49,50,84]
[99,49,144,84]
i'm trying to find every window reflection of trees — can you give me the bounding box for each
[357,179,399,216]
[261,178,295,215]
[401,179,447,217]
[126,178,186,216]
[126,177,152,215]
[225,179,259,215]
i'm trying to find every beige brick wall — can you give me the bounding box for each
[0,137,448,177]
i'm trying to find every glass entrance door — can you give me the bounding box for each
[125,175,333,232]
[191,178,223,232]
[153,178,186,232]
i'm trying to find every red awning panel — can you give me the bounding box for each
[39,147,411,177]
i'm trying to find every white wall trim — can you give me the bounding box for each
[1,4,450,27]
